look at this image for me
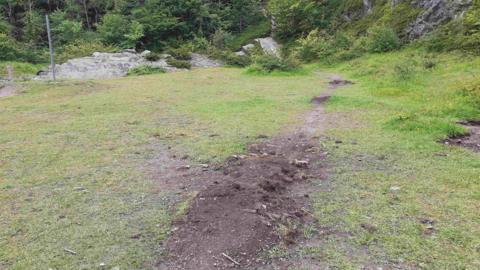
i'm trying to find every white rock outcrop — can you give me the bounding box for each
[254,37,281,56]
[37,50,222,80]
[235,37,281,57]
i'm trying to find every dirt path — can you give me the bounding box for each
[154,75,352,269]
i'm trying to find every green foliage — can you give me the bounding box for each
[50,11,83,46]
[211,29,233,49]
[0,18,12,34]
[0,61,45,79]
[0,34,43,62]
[127,65,166,76]
[227,19,271,50]
[191,36,209,51]
[293,30,361,63]
[167,58,192,69]
[223,53,252,67]
[366,26,401,53]
[422,56,438,70]
[0,33,26,61]
[144,52,161,62]
[22,10,44,45]
[58,40,118,63]
[97,13,144,49]
[169,47,192,60]
[248,54,300,73]
[293,25,401,64]
[393,60,417,80]
[268,0,331,41]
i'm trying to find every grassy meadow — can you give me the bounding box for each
[306,50,480,269]
[0,68,328,269]
[0,49,479,269]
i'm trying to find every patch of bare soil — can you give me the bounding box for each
[328,75,353,89]
[444,121,480,152]
[0,84,16,97]
[156,77,352,270]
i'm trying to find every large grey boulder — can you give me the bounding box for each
[406,0,472,39]
[190,53,223,68]
[254,37,281,56]
[37,50,223,80]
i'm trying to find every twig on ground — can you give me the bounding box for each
[221,252,240,266]
[63,248,77,255]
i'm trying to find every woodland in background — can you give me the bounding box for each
[0,0,479,64]
[0,0,266,62]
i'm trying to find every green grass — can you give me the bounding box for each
[1,49,479,269]
[0,61,45,80]
[126,65,166,76]
[307,49,480,268]
[0,68,328,269]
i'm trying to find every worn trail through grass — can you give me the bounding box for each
[1,49,479,269]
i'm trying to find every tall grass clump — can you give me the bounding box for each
[247,53,301,74]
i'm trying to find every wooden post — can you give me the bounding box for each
[6,65,13,81]
[45,14,56,81]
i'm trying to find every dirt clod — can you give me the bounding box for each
[444,121,480,152]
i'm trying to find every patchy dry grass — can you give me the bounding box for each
[0,68,327,269]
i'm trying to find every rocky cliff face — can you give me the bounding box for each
[406,0,472,38]
[353,0,473,39]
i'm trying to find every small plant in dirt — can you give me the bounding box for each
[422,57,437,69]
[127,65,166,76]
[144,52,161,61]
[167,58,192,69]
[168,46,192,60]
[393,59,417,80]
[248,54,300,73]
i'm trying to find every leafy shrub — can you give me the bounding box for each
[460,77,480,106]
[212,29,233,49]
[191,36,209,51]
[293,30,360,63]
[0,34,44,62]
[227,19,271,50]
[144,52,161,61]
[167,58,192,69]
[0,34,26,61]
[168,46,192,60]
[422,57,437,70]
[223,53,252,67]
[97,13,144,48]
[293,29,324,62]
[58,40,118,63]
[127,65,166,76]
[393,59,417,80]
[248,54,300,73]
[366,26,401,53]
[50,10,83,45]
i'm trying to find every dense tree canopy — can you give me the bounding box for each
[0,0,265,59]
